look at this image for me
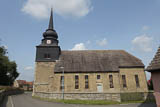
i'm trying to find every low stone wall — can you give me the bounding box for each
[0,89,24,105]
[0,90,5,104]
[33,92,155,102]
[33,92,121,102]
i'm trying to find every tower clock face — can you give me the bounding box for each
[46,40,51,44]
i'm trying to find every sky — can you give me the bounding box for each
[0,0,160,81]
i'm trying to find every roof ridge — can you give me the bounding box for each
[61,50,124,52]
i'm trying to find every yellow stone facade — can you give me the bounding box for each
[119,68,148,93]
[33,62,148,95]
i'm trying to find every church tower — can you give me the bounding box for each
[36,9,61,62]
[33,9,61,94]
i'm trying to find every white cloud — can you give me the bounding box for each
[142,25,150,31]
[96,38,108,46]
[71,43,87,50]
[22,0,92,19]
[24,66,34,71]
[1,45,8,49]
[18,70,34,81]
[3,45,8,49]
[132,34,153,52]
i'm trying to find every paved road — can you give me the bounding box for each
[1,93,156,107]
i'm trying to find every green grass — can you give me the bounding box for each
[32,96,120,105]
[63,100,120,105]
[33,95,156,105]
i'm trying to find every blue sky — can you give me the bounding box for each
[0,0,160,81]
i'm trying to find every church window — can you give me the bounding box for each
[97,75,101,80]
[75,75,79,89]
[122,75,127,88]
[135,75,140,88]
[85,75,89,89]
[109,75,114,88]
[44,53,51,59]
[60,76,64,90]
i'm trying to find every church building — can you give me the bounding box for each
[33,10,148,102]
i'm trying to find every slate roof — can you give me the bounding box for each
[146,46,160,72]
[54,50,144,73]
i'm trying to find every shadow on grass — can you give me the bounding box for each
[138,93,156,107]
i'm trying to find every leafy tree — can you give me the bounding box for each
[0,46,19,86]
[147,78,153,90]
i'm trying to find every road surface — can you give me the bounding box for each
[1,93,156,107]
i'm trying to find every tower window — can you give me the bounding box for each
[109,75,114,88]
[85,75,89,89]
[44,53,51,59]
[97,75,101,80]
[122,75,127,88]
[75,75,79,89]
[135,75,140,88]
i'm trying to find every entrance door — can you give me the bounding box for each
[97,83,103,92]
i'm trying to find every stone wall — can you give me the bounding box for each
[34,62,121,93]
[33,92,155,102]
[48,72,121,93]
[119,68,148,93]
[0,89,24,106]
[34,63,148,93]
[33,62,148,101]
[33,92,121,102]
[33,62,56,94]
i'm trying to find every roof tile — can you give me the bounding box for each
[146,46,160,71]
[54,50,144,73]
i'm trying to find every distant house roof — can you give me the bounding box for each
[16,80,33,86]
[54,50,144,73]
[146,47,160,72]
[17,80,26,85]
[26,82,33,86]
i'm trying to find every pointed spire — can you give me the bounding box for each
[48,8,54,30]
[43,8,58,39]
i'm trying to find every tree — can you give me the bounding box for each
[0,46,19,86]
[147,78,153,90]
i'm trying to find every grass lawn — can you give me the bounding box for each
[62,99,120,105]
[33,96,120,105]
[33,96,155,105]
